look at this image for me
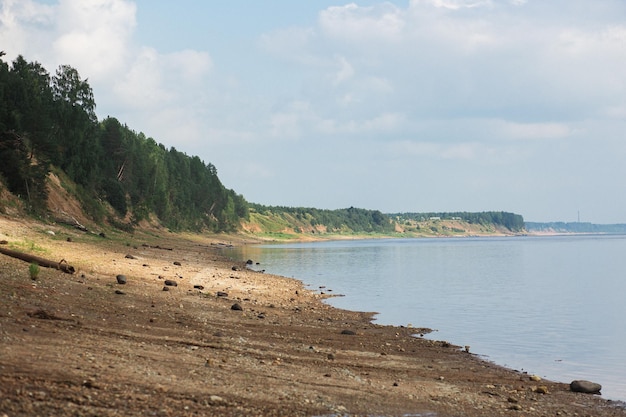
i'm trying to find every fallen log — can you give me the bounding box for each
[0,245,76,274]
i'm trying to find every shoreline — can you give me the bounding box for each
[1,216,625,416]
[234,235,626,404]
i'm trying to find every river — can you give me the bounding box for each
[228,235,626,401]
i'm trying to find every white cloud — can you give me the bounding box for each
[319,3,405,42]
[417,0,493,10]
[332,55,354,85]
[0,0,55,59]
[499,121,572,141]
[53,0,136,78]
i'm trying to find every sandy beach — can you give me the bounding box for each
[1,215,625,416]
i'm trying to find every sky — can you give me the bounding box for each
[2,0,626,223]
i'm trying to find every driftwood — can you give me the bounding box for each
[0,245,76,274]
[141,243,173,251]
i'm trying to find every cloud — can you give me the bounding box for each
[499,121,572,141]
[0,0,55,59]
[319,3,405,42]
[53,0,136,78]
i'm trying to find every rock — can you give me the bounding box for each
[115,290,125,295]
[116,274,127,285]
[217,291,228,297]
[125,254,136,259]
[162,286,170,291]
[246,259,253,265]
[231,303,243,311]
[193,285,205,290]
[570,380,602,394]
[341,329,356,335]
[231,266,239,271]
[173,261,182,266]
[66,237,72,242]
[164,280,177,287]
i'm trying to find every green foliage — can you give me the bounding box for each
[393,211,525,232]
[0,54,249,232]
[29,263,40,280]
[250,204,395,234]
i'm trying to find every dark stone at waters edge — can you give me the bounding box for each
[116,275,127,285]
[570,380,602,394]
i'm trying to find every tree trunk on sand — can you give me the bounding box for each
[0,244,76,274]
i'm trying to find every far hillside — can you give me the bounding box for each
[525,222,626,234]
[240,207,526,240]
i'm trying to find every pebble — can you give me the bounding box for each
[193,285,204,290]
[115,290,125,295]
[173,261,182,266]
[164,280,177,287]
[217,291,228,297]
[116,275,127,285]
[340,329,356,335]
[231,303,243,311]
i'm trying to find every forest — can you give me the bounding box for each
[249,204,395,234]
[0,54,247,231]
[392,211,526,232]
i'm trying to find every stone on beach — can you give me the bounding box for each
[570,380,602,394]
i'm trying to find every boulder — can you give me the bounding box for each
[570,380,602,394]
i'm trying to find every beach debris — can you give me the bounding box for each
[116,274,127,284]
[530,375,542,382]
[570,380,602,394]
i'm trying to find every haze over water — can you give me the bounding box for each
[230,235,626,402]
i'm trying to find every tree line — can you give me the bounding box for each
[0,54,247,231]
[392,211,525,232]
[250,204,395,234]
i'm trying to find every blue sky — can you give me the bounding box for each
[2,0,626,223]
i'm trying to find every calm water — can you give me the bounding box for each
[228,235,626,402]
